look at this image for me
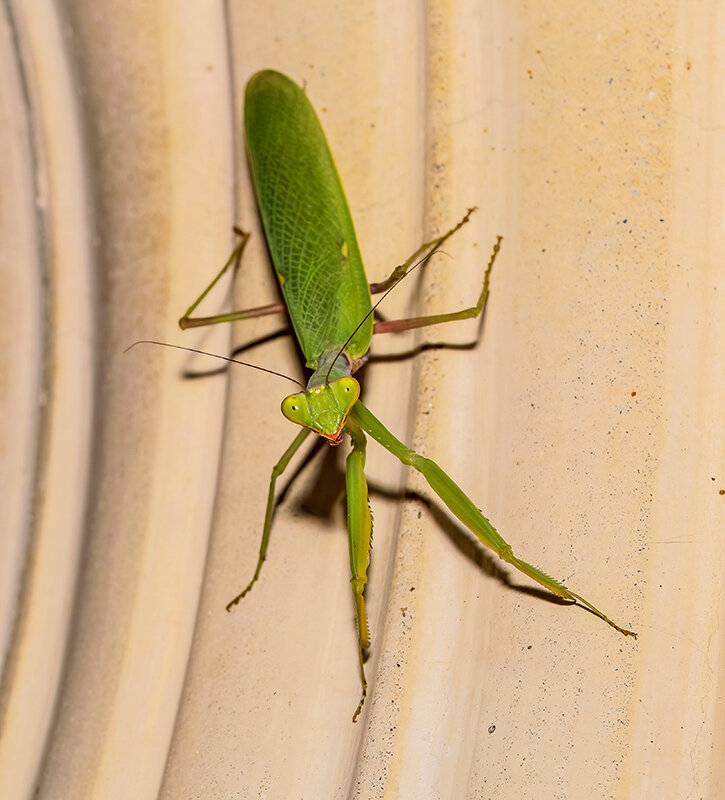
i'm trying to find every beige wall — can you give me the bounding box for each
[1,1,723,797]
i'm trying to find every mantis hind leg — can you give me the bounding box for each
[226,428,311,611]
[179,227,286,330]
[372,234,502,335]
[344,418,374,722]
[368,207,478,294]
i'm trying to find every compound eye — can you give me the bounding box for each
[331,377,360,409]
[281,393,310,426]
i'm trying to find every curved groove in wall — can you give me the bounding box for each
[0,2,723,799]
[0,1,96,797]
[0,1,44,683]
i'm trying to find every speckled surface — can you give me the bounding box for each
[1,1,723,798]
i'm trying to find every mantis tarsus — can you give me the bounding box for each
[178,70,636,723]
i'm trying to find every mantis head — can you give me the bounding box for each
[281,377,360,445]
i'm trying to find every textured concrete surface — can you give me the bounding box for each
[1,1,723,798]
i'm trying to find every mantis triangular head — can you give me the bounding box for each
[281,376,360,445]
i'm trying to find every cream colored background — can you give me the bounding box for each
[1,1,723,798]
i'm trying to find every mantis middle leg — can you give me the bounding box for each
[350,401,636,639]
[226,427,312,610]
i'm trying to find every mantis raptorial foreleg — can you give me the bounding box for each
[226,427,312,610]
[349,401,636,638]
[344,417,373,722]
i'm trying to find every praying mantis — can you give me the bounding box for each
[177,69,636,722]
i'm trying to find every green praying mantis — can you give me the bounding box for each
[174,70,636,722]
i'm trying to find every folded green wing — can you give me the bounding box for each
[245,70,373,370]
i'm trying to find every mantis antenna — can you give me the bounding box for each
[323,248,451,385]
[124,340,305,388]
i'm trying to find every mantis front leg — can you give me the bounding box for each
[344,418,373,722]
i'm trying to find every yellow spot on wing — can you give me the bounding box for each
[340,240,348,260]
[276,271,285,286]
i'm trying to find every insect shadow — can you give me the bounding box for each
[174,310,568,610]
[264,363,570,611]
